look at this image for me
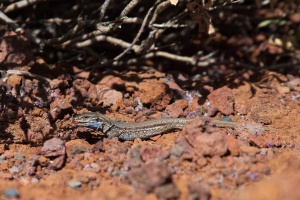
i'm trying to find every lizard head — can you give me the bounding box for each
[73,112,110,130]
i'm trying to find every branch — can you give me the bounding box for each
[0,11,22,31]
[119,0,141,19]
[71,35,139,53]
[113,0,162,61]
[1,70,51,83]
[4,0,51,13]
[99,0,112,21]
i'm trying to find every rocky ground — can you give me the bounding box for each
[0,27,300,200]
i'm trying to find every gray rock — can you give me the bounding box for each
[68,181,82,188]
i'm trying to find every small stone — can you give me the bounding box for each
[9,166,20,174]
[235,104,248,115]
[248,135,267,148]
[96,88,123,106]
[83,164,92,170]
[188,183,211,200]
[38,156,49,167]
[196,156,207,168]
[0,144,8,155]
[70,146,88,155]
[235,122,266,136]
[49,99,72,120]
[124,146,143,169]
[14,154,25,162]
[226,135,240,156]
[31,178,39,183]
[165,102,184,118]
[140,145,163,162]
[7,75,22,88]
[183,118,228,157]
[164,79,185,94]
[154,183,180,200]
[175,136,194,154]
[240,146,261,155]
[41,138,66,157]
[90,163,99,168]
[290,13,300,23]
[170,144,184,157]
[49,79,68,90]
[207,86,234,116]
[92,140,104,152]
[0,154,6,161]
[126,161,170,192]
[68,181,82,188]
[99,76,125,89]
[48,156,65,170]
[139,79,172,110]
[195,132,228,156]
[5,188,20,198]
[276,85,290,94]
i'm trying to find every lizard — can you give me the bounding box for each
[72,112,276,140]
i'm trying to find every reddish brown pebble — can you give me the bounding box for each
[226,135,240,156]
[140,145,164,162]
[207,86,234,116]
[126,161,170,192]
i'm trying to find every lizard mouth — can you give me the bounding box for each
[72,120,102,130]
